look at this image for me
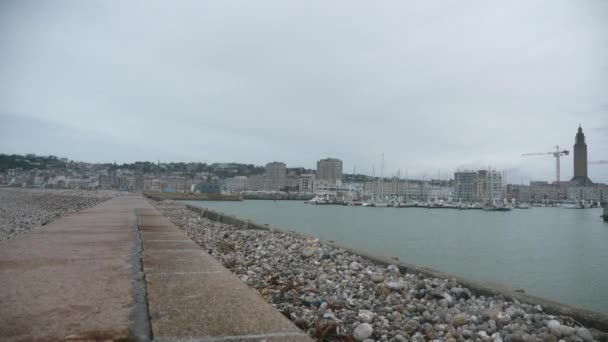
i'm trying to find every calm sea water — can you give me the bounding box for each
[184,200,608,313]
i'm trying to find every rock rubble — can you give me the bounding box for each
[0,188,124,241]
[154,200,606,342]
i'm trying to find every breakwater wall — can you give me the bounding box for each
[143,192,242,201]
[241,192,315,200]
[183,204,608,333]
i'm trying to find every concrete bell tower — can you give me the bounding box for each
[570,125,593,186]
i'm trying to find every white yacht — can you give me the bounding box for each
[399,200,422,208]
[562,199,581,209]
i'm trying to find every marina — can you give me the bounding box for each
[305,194,603,211]
[185,199,608,314]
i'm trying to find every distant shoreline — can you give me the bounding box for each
[143,192,242,201]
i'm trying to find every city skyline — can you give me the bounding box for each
[3,152,606,205]
[2,124,608,185]
[1,1,607,183]
[2,147,606,187]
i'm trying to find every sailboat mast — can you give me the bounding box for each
[381,153,384,198]
[405,170,408,200]
[489,166,493,204]
[372,164,375,200]
[397,169,401,197]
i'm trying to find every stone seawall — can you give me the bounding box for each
[143,192,242,201]
[184,204,608,333]
[242,192,315,200]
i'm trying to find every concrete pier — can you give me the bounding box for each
[137,208,312,341]
[0,196,311,341]
[0,196,147,340]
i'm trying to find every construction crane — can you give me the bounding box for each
[522,146,569,197]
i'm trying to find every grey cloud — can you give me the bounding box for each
[1,0,607,183]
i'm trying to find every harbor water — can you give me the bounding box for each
[184,200,608,314]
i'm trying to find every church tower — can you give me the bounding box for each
[570,125,593,186]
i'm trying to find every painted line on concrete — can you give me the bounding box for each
[154,331,310,342]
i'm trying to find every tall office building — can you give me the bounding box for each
[570,125,593,186]
[474,170,487,201]
[454,171,477,202]
[455,170,503,202]
[316,158,343,183]
[485,170,503,202]
[265,162,286,190]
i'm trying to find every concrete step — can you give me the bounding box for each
[136,208,312,341]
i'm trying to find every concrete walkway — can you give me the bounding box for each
[0,196,311,341]
[138,208,311,341]
[0,196,149,341]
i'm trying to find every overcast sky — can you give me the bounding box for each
[1,1,607,183]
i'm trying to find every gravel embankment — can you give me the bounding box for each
[0,188,125,241]
[154,200,606,342]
